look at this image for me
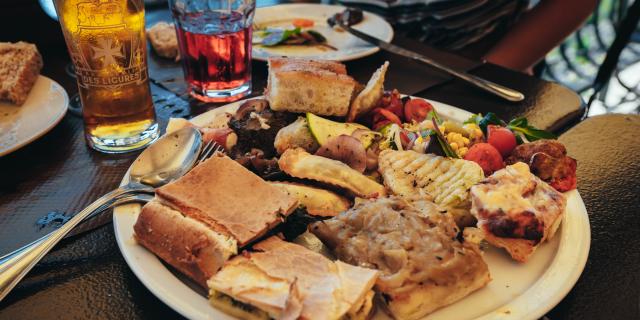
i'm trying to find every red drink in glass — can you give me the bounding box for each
[171,5,254,102]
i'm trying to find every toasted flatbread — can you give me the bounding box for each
[208,236,379,320]
[156,154,298,246]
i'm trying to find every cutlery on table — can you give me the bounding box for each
[0,127,206,301]
[328,12,525,102]
[0,193,154,268]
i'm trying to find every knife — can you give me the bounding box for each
[329,16,525,102]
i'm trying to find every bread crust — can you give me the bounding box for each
[0,42,42,105]
[268,57,347,74]
[266,57,356,116]
[156,154,298,246]
[133,200,237,287]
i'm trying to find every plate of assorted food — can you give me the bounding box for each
[0,42,68,156]
[114,57,590,320]
[252,4,394,61]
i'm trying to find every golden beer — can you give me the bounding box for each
[55,0,158,153]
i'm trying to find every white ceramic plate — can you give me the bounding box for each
[252,4,394,62]
[0,76,69,156]
[113,97,590,320]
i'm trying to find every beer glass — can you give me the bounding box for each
[169,0,255,102]
[54,0,158,153]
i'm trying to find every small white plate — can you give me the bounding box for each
[114,97,590,320]
[0,76,69,156]
[252,4,394,62]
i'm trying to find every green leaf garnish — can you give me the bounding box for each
[432,118,459,158]
[507,117,557,141]
[463,113,482,125]
[261,27,301,46]
[477,112,505,135]
[306,30,326,42]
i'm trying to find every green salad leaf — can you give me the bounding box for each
[507,117,557,141]
[261,27,301,46]
[464,113,556,143]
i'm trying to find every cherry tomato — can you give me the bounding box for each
[487,125,517,157]
[292,18,314,28]
[404,98,434,123]
[374,108,402,125]
[386,90,404,120]
[464,143,504,175]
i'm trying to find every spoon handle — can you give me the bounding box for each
[0,185,146,301]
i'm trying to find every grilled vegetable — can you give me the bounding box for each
[306,113,376,148]
[378,150,484,207]
[315,135,367,173]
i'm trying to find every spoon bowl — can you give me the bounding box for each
[130,127,202,187]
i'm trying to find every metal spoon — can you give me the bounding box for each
[0,127,202,301]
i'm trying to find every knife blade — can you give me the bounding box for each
[331,17,525,102]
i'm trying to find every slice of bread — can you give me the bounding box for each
[134,199,238,287]
[0,42,43,105]
[147,22,179,60]
[266,57,356,117]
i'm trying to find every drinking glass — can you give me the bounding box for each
[54,0,159,153]
[169,0,255,102]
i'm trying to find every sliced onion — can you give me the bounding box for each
[315,134,367,173]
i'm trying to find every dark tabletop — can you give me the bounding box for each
[1,1,638,319]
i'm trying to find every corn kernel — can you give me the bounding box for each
[450,142,459,150]
[462,137,470,145]
[459,147,468,157]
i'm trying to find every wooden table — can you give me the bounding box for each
[3,1,638,319]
